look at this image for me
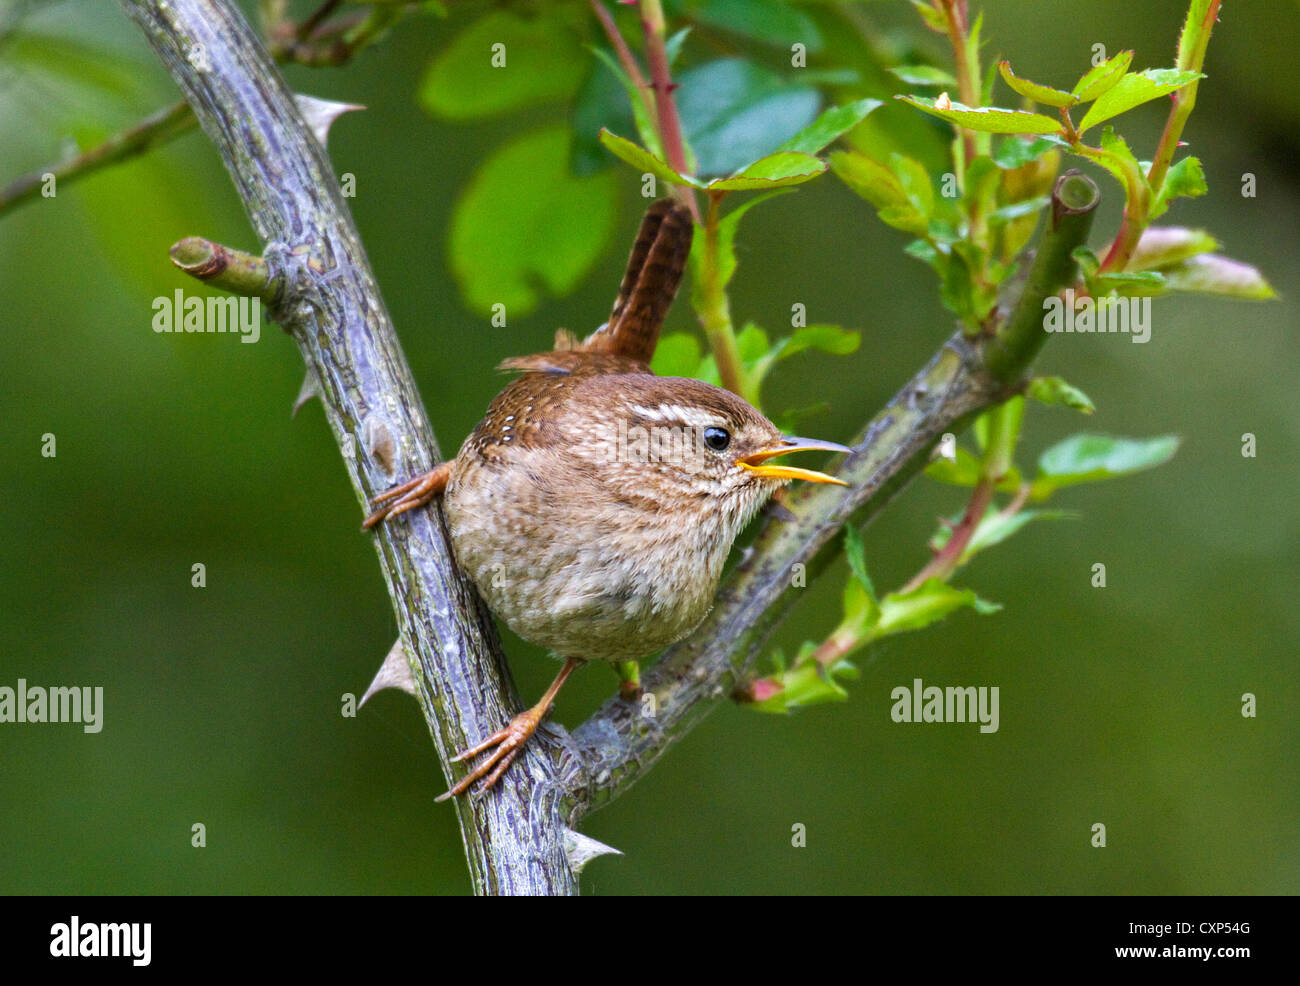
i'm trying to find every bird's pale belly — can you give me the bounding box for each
[444,476,723,663]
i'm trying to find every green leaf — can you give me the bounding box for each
[1085,126,1149,201]
[988,196,1050,223]
[930,507,1079,564]
[887,64,958,88]
[962,155,1001,217]
[830,151,931,235]
[676,59,821,176]
[747,662,851,713]
[1032,433,1181,498]
[875,579,1001,638]
[992,136,1061,169]
[450,128,618,315]
[587,46,662,157]
[1128,227,1219,271]
[419,12,585,120]
[1072,245,1101,279]
[690,0,825,53]
[598,129,700,188]
[775,98,883,155]
[1076,69,1204,135]
[829,151,907,211]
[998,61,1077,107]
[842,526,877,602]
[925,446,983,487]
[896,95,1063,134]
[1071,49,1135,102]
[1159,255,1278,300]
[707,151,827,190]
[1026,376,1096,414]
[649,333,703,378]
[1087,270,1167,298]
[1150,156,1207,218]
[907,0,949,33]
[778,323,862,358]
[891,153,935,219]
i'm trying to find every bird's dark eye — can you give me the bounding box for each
[703,426,731,452]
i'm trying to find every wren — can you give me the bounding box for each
[364,200,850,799]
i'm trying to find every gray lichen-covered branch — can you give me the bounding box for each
[121,0,577,896]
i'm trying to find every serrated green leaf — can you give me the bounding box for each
[887,64,958,87]
[1032,433,1180,498]
[1076,69,1204,135]
[707,151,827,190]
[1159,255,1277,300]
[998,61,1077,107]
[1151,156,1207,218]
[1128,227,1219,271]
[1084,126,1150,200]
[1071,49,1135,101]
[775,98,883,155]
[897,95,1063,134]
[1026,376,1096,414]
[450,128,618,315]
[843,526,876,602]
[875,578,1001,638]
[598,129,700,187]
[419,12,585,120]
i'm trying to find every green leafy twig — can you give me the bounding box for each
[1100,0,1220,272]
[0,0,401,219]
[0,99,195,216]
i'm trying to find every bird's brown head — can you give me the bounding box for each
[548,372,849,540]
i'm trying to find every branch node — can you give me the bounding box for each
[170,236,279,304]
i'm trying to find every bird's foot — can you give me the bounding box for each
[436,707,547,802]
[362,461,453,530]
[436,657,582,802]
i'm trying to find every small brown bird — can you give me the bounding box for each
[365,200,849,799]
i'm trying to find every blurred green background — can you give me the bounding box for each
[1,0,1296,895]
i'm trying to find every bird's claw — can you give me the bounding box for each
[436,708,545,802]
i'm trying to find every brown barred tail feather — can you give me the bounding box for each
[580,198,693,365]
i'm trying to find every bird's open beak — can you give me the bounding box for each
[737,437,852,486]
